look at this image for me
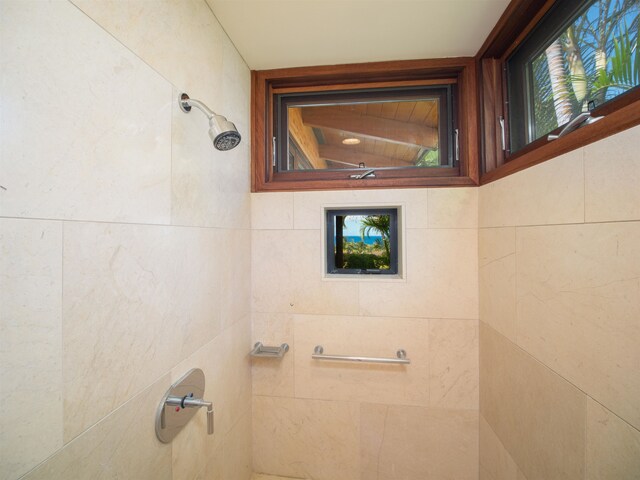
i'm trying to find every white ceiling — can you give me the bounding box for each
[206,0,510,70]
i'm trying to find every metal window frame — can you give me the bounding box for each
[325,207,399,275]
[275,85,455,174]
[506,0,600,152]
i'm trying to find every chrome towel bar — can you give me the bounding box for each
[312,345,410,365]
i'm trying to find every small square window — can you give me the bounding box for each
[325,208,399,275]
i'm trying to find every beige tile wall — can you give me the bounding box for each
[0,1,251,479]
[479,125,640,479]
[251,188,479,479]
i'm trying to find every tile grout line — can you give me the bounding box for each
[514,226,519,347]
[169,88,174,227]
[0,215,252,232]
[478,218,640,230]
[482,412,526,478]
[582,144,588,479]
[587,395,640,435]
[584,389,588,479]
[67,0,192,100]
[201,0,252,72]
[426,317,431,407]
[582,146,587,224]
[481,320,640,435]
[59,221,66,449]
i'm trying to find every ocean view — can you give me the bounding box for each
[340,235,383,245]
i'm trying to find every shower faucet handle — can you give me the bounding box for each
[165,395,214,435]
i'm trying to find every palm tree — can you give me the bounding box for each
[360,215,390,262]
[545,38,573,126]
[536,0,638,136]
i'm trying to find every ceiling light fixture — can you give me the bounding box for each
[342,137,360,145]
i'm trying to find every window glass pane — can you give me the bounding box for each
[326,209,398,275]
[288,99,442,170]
[335,214,391,270]
[527,0,639,141]
[276,85,456,173]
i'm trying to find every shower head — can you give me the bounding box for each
[179,93,241,151]
[208,114,241,151]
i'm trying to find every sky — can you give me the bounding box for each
[341,215,381,237]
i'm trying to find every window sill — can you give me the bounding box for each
[322,273,406,283]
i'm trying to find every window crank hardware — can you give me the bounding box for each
[547,112,604,141]
[349,169,376,179]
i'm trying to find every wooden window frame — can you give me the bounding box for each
[251,58,479,192]
[478,0,640,185]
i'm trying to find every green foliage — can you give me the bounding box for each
[343,252,388,270]
[531,0,639,139]
[359,215,391,265]
[415,149,440,167]
[594,25,639,92]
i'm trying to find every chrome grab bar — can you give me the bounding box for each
[547,112,604,141]
[312,345,410,365]
[250,342,289,358]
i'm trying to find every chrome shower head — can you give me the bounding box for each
[208,115,241,151]
[179,93,241,151]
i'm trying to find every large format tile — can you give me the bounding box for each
[62,222,223,440]
[171,318,251,480]
[0,0,172,223]
[479,415,520,480]
[479,148,584,227]
[252,313,295,397]
[361,404,478,480]
[517,222,640,429]
[72,0,227,111]
[220,31,253,138]
[222,412,253,480]
[251,193,294,230]
[359,228,478,319]
[429,319,478,409]
[171,87,251,229]
[585,125,640,223]
[73,0,252,144]
[252,229,359,315]
[428,187,478,228]
[195,442,224,480]
[22,375,172,480]
[253,396,360,480]
[293,315,429,405]
[171,316,252,478]
[292,188,428,230]
[219,229,252,329]
[479,227,517,341]
[252,475,303,480]
[0,219,63,480]
[586,398,640,480]
[480,323,586,480]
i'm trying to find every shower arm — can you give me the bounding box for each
[179,94,216,119]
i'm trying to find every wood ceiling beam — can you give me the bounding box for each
[319,145,414,168]
[288,107,326,169]
[301,107,438,149]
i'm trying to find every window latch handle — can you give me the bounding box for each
[349,169,376,179]
[499,116,506,151]
[547,112,604,141]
